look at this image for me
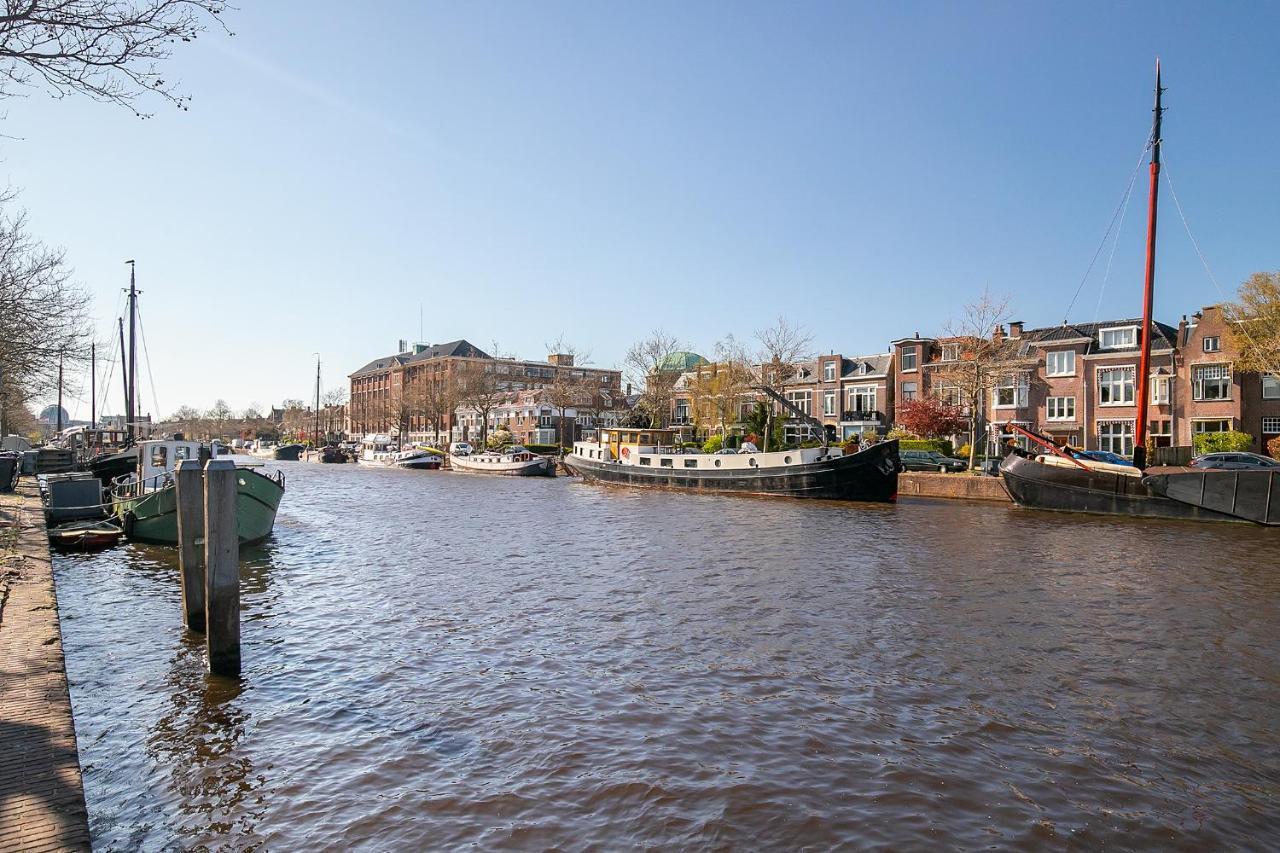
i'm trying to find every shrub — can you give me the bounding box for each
[486,429,513,450]
[1193,430,1253,456]
[523,443,561,455]
[840,437,861,454]
[886,426,915,441]
[1269,435,1280,459]
[956,443,972,460]
[702,434,724,454]
[799,439,824,448]
[899,438,955,456]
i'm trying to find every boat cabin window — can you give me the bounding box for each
[684,458,697,468]
[639,457,651,466]
[150,446,167,468]
[660,458,673,467]
[175,446,192,461]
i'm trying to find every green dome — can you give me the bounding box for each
[656,351,708,372]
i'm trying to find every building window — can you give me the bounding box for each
[1100,326,1137,349]
[1263,375,1280,399]
[1193,419,1231,434]
[848,386,876,414]
[900,348,917,371]
[938,386,963,407]
[1097,420,1134,456]
[1047,396,1075,420]
[1203,336,1221,352]
[823,361,836,382]
[1098,366,1135,406]
[823,390,836,416]
[1262,416,1280,435]
[675,402,689,423]
[1192,364,1231,401]
[941,344,960,362]
[786,390,811,415]
[993,375,1027,409]
[1150,419,1172,437]
[1150,376,1170,405]
[1046,350,1075,376]
[901,382,917,402]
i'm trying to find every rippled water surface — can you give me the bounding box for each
[53,460,1280,849]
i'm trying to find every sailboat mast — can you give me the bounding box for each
[126,260,138,444]
[90,342,96,429]
[56,349,64,433]
[118,318,128,434]
[1133,60,1163,469]
[314,355,321,448]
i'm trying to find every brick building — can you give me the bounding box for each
[348,339,622,444]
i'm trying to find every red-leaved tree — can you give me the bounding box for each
[896,397,967,439]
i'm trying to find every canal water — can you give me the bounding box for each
[53,461,1278,849]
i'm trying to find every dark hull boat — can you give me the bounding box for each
[273,443,304,461]
[88,448,137,487]
[1000,453,1240,523]
[1142,467,1280,526]
[566,437,900,502]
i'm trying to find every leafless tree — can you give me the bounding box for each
[456,358,503,446]
[754,317,813,451]
[934,289,1022,469]
[0,0,231,116]
[544,334,593,448]
[0,204,91,421]
[689,336,756,440]
[624,328,688,429]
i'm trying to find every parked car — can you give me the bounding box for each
[900,449,968,473]
[1190,452,1280,470]
[450,441,474,456]
[1074,449,1134,467]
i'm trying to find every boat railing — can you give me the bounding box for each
[110,469,174,499]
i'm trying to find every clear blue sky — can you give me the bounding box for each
[9,0,1279,417]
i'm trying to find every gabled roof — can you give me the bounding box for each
[841,353,892,379]
[350,339,492,377]
[350,354,407,376]
[1025,318,1178,354]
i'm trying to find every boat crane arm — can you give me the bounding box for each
[1002,422,1090,470]
[753,385,829,448]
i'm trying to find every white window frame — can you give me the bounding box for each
[823,390,836,416]
[1099,326,1138,350]
[1096,420,1135,456]
[1149,418,1172,437]
[1046,350,1076,377]
[993,374,1029,409]
[900,348,918,372]
[847,385,876,415]
[1263,375,1280,400]
[900,381,918,402]
[1097,366,1136,407]
[1262,416,1280,434]
[1203,336,1221,353]
[1150,376,1170,405]
[1192,363,1232,402]
[823,361,836,382]
[1047,396,1075,421]
[786,390,811,415]
[940,344,960,363]
[1192,419,1231,434]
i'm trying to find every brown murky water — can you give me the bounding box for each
[53,461,1280,849]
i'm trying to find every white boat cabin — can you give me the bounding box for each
[571,427,844,471]
[131,439,203,492]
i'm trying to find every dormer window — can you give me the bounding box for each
[941,344,960,362]
[1099,326,1137,349]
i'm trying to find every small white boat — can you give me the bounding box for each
[394,448,443,470]
[449,445,556,477]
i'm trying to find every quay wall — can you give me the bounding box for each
[899,472,1010,502]
[0,480,91,851]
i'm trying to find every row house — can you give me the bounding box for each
[455,387,626,446]
[349,339,623,443]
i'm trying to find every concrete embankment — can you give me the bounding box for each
[899,472,1010,502]
[0,480,91,852]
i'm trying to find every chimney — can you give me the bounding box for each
[992,324,1005,342]
[547,353,574,367]
[1009,321,1023,338]
[397,339,408,353]
[626,383,632,396]
[1177,315,1188,346]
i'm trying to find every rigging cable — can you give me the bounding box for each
[1091,155,1139,328]
[135,301,163,421]
[96,324,121,417]
[1061,136,1152,323]
[1164,158,1280,377]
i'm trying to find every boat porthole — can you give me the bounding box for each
[784,455,792,464]
[714,459,722,467]
[749,458,757,467]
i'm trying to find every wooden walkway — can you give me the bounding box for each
[0,480,90,852]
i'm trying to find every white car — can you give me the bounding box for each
[450,441,474,456]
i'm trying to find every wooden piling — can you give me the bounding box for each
[175,458,206,633]
[204,458,240,676]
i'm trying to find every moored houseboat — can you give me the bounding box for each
[564,427,899,501]
[450,445,556,477]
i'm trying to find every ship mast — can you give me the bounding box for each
[125,260,138,445]
[314,355,321,449]
[1132,60,1163,470]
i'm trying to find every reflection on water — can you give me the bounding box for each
[53,462,1280,849]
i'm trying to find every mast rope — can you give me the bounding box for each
[135,302,162,421]
[1164,159,1280,377]
[97,329,120,418]
[1061,136,1152,323]
[1091,148,1141,328]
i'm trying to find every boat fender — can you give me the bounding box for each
[621,446,631,460]
[121,511,136,538]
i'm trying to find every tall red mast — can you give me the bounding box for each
[1133,60,1163,469]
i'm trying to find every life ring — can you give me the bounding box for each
[621,446,631,460]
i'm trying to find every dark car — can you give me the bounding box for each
[900,449,968,473]
[1190,452,1280,470]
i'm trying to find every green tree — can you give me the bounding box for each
[1224,271,1280,377]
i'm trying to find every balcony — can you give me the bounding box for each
[840,410,884,424]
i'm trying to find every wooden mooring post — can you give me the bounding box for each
[175,459,206,633]
[204,458,240,676]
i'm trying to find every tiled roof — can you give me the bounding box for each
[1024,319,1178,354]
[841,353,891,379]
[350,339,492,376]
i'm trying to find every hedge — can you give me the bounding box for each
[899,438,955,456]
[523,443,563,455]
[1192,430,1253,455]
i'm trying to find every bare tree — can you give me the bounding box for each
[544,334,593,448]
[689,336,756,440]
[0,0,231,116]
[456,359,503,446]
[321,386,348,440]
[754,317,813,451]
[624,329,689,429]
[934,289,1022,469]
[205,398,232,438]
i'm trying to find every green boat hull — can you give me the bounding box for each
[113,467,285,546]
